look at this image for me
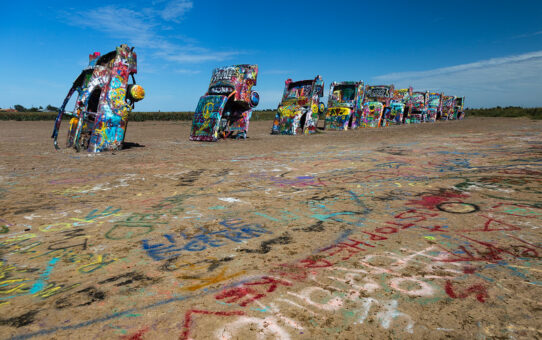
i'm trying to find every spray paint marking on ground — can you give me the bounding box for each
[0,119,540,339]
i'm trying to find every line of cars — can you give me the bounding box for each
[189,69,465,141]
[53,47,465,151]
[276,80,465,135]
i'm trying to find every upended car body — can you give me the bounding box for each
[190,65,259,141]
[52,44,145,152]
[408,91,428,124]
[441,95,455,120]
[426,92,443,122]
[390,87,412,124]
[453,96,466,119]
[361,85,394,127]
[324,81,365,130]
[271,76,324,135]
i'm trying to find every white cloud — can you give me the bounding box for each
[373,51,542,108]
[512,30,542,39]
[65,6,155,44]
[160,0,193,22]
[62,1,239,65]
[175,68,201,74]
[157,50,240,63]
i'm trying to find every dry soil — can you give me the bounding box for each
[0,118,541,339]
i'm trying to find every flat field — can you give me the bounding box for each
[0,118,541,339]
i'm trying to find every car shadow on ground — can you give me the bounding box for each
[123,142,145,149]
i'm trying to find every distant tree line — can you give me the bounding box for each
[465,106,541,120]
[1,106,540,120]
[11,104,59,112]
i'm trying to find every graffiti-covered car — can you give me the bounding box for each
[454,96,466,120]
[441,95,455,120]
[408,91,428,124]
[271,76,324,135]
[323,81,365,130]
[426,92,443,122]
[361,85,394,127]
[390,87,412,124]
[190,65,259,141]
[52,44,145,152]
[360,102,384,128]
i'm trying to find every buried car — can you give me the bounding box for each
[323,81,365,130]
[52,44,145,152]
[360,101,384,128]
[408,91,428,124]
[426,92,443,122]
[271,76,325,135]
[441,95,455,120]
[390,87,412,124]
[190,65,259,141]
[453,96,466,119]
[361,85,394,127]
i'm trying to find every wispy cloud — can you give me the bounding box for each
[62,1,239,64]
[375,51,542,81]
[175,68,201,74]
[157,50,240,63]
[512,30,542,39]
[373,51,542,107]
[64,6,155,44]
[160,0,193,22]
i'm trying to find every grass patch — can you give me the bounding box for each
[129,112,194,121]
[0,110,278,121]
[251,110,276,120]
[0,112,61,121]
[130,110,277,121]
[465,107,542,120]
[2,107,539,121]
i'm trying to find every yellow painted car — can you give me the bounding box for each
[324,81,364,130]
[271,76,324,135]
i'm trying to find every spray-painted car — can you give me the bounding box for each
[441,95,455,120]
[453,96,466,119]
[389,87,412,124]
[426,92,443,122]
[408,91,428,124]
[190,65,259,141]
[360,102,384,127]
[271,76,324,135]
[361,85,394,127]
[323,81,364,130]
[52,44,145,152]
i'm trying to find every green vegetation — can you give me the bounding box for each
[250,110,276,120]
[0,110,277,121]
[1,107,540,121]
[130,110,277,121]
[13,104,43,112]
[465,107,542,120]
[129,112,194,121]
[0,112,61,121]
[129,110,276,121]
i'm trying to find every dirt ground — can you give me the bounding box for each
[0,118,541,340]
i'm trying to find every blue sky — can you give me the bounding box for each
[1,0,541,111]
